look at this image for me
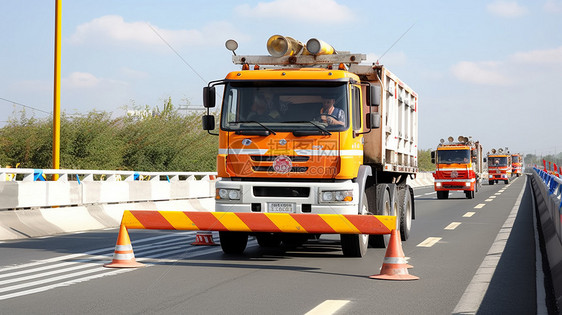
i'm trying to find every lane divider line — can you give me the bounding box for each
[489,196,497,199]
[305,300,350,315]
[485,199,493,202]
[494,193,501,195]
[463,212,475,217]
[417,237,442,247]
[444,222,461,230]
[474,204,486,209]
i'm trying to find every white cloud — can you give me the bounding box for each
[69,15,244,49]
[235,0,354,23]
[451,61,512,86]
[510,46,562,64]
[451,46,562,86]
[544,0,562,13]
[486,1,528,18]
[119,67,149,79]
[64,72,100,88]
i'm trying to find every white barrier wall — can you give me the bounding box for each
[0,168,216,240]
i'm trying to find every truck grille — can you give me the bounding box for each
[251,156,310,162]
[252,166,308,173]
[253,186,310,197]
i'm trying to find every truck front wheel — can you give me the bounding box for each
[369,185,391,248]
[436,191,449,199]
[219,231,248,254]
[341,192,369,257]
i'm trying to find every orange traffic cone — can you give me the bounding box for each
[104,224,145,268]
[398,236,414,269]
[191,231,219,246]
[369,229,419,280]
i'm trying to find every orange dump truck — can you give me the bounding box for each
[202,35,418,257]
[511,153,523,177]
[486,148,512,184]
[431,136,483,199]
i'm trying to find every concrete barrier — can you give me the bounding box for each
[408,172,434,188]
[530,168,562,310]
[0,168,216,241]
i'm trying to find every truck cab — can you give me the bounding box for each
[431,136,482,199]
[486,148,512,184]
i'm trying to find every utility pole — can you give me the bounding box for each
[52,0,61,179]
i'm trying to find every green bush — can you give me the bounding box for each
[0,99,218,172]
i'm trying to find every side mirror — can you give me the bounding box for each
[369,84,381,107]
[203,86,216,108]
[366,113,380,129]
[431,158,435,164]
[483,158,487,163]
[430,151,435,159]
[202,115,215,130]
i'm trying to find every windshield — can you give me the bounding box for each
[220,81,348,132]
[512,156,520,163]
[489,157,508,166]
[437,149,470,164]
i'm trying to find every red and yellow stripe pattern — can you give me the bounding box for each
[121,210,395,235]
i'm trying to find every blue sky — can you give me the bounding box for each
[1,0,561,156]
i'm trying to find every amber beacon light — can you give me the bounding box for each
[266,35,304,57]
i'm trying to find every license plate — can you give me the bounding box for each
[268,202,295,213]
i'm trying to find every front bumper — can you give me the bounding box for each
[434,178,475,191]
[215,179,359,215]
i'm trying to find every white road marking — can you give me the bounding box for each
[494,193,501,195]
[444,222,461,230]
[305,300,350,315]
[0,231,233,301]
[485,199,493,202]
[489,196,496,199]
[474,204,486,209]
[463,212,475,217]
[417,237,442,247]
[424,192,436,196]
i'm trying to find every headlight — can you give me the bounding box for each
[465,182,471,187]
[217,188,240,200]
[489,175,493,178]
[218,189,229,199]
[320,190,353,203]
[228,190,240,200]
[436,182,442,187]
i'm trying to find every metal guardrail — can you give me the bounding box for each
[0,168,217,210]
[0,168,216,182]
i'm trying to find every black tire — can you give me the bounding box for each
[436,191,449,199]
[488,180,494,185]
[398,186,412,241]
[465,190,474,199]
[341,192,369,257]
[219,231,248,254]
[369,185,391,248]
[256,233,281,247]
[504,179,509,184]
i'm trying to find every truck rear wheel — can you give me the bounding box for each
[436,191,449,199]
[369,185,391,248]
[219,231,248,254]
[341,192,369,257]
[465,190,474,199]
[398,186,412,241]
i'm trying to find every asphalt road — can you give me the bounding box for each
[0,175,536,314]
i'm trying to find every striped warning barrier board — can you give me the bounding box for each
[120,210,395,235]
